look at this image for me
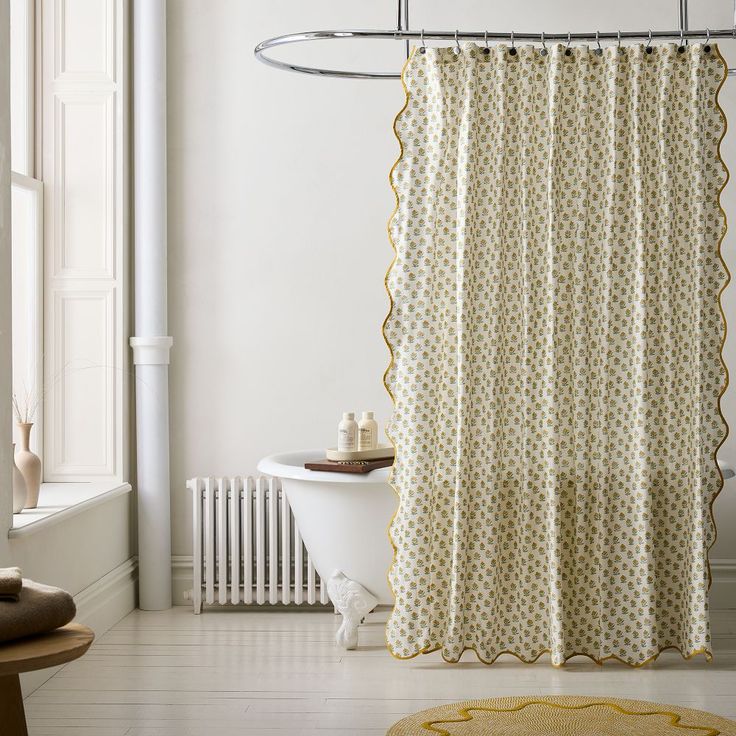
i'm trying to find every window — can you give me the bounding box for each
[10,0,43,455]
[9,0,128,522]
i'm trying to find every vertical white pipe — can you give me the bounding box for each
[131,0,172,610]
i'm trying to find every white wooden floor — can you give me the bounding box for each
[24,607,736,735]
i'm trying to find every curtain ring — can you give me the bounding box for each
[454,28,461,55]
[419,28,426,54]
[645,29,653,54]
[704,28,711,52]
[483,30,490,55]
[678,26,685,53]
[565,31,572,56]
[540,30,548,56]
[509,30,517,56]
[595,30,603,55]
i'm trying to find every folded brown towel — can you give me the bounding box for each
[0,579,76,643]
[0,567,22,602]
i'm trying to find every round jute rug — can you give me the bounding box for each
[386,695,736,735]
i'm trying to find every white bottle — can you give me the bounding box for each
[358,411,378,451]
[337,412,358,452]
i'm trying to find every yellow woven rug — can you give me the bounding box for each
[387,696,736,735]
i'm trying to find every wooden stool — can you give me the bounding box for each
[0,623,94,735]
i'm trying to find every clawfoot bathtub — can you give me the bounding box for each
[257,450,395,649]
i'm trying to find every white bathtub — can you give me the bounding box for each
[257,449,396,648]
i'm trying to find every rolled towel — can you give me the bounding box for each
[0,567,22,601]
[0,579,76,643]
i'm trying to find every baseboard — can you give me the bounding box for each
[712,608,736,641]
[711,560,736,649]
[21,557,138,697]
[172,554,194,606]
[74,556,139,631]
[171,555,736,613]
[710,559,736,610]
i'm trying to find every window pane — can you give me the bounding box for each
[10,0,34,176]
[11,173,43,456]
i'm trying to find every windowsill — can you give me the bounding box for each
[9,481,132,538]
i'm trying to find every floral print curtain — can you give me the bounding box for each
[384,42,728,666]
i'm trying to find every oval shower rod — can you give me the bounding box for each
[255,28,736,80]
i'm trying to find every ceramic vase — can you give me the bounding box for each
[12,443,26,513]
[15,422,41,509]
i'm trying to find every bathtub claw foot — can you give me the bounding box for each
[327,571,378,650]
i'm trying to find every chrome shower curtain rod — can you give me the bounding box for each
[255,28,736,79]
[254,0,736,79]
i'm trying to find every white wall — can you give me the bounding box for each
[167,0,736,574]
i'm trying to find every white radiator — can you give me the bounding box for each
[186,476,330,613]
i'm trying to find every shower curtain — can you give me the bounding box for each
[384,43,728,666]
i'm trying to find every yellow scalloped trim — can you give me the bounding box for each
[421,700,722,735]
[708,44,730,593]
[383,48,414,659]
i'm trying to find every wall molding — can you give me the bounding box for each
[50,288,115,476]
[711,558,736,576]
[74,555,138,630]
[21,556,138,697]
[55,0,116,83]
[710,560,736,647]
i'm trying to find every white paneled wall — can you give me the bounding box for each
[42,0,127,481]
